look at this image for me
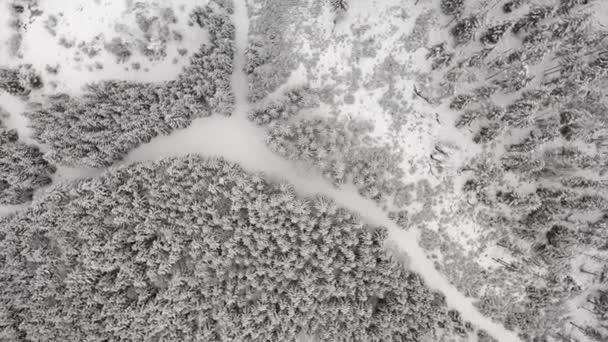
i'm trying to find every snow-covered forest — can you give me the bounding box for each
[1,0,607,341]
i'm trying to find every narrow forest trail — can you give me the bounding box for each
[123,1,521,341]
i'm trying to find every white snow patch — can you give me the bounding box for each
[1,0,209,95]
[123,1,522,341]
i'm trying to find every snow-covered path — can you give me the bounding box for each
[123,1,521,341]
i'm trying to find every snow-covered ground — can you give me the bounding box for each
[1,0,208,95]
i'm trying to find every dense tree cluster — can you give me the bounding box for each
[23,3,235,167]
[245,0,303,102]
[451,15,479,46]
[248,87,319,125]
[0,111,55,205]
[438,2,608,340]
[0,156,469,341]
[266,117,404,204]
[502,0,524,13]
[0,65,42,97]
[185,3,235,115]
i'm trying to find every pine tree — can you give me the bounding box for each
[24,4,236,167]
[0,156,470,341]
[0,112,55,204]
[440,0,465,16]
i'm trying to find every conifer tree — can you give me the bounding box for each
[24,4,236,167]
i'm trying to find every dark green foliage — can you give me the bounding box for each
[480,23,512,45]
[266,117,404,204]
[0,115,55,205]
[0,156,460,341]
[440,0,465,16]
[451,16,479,45]
[24,4,235,168]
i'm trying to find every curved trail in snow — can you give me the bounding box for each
[124,1,519,341]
